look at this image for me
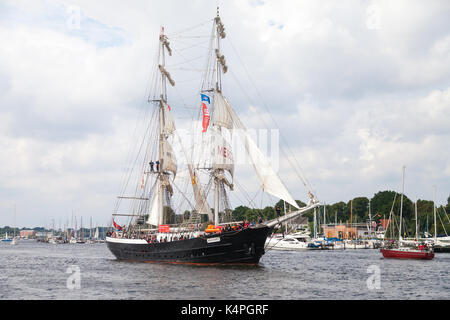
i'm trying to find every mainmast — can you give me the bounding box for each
[433,185,437,242]
[200,8,306,227]
[157,26,175,226]
[212,8,229,226]
[399,166,405,241]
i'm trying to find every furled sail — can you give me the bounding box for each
[161,140,177,178]
[224,98,300,209]
[162,101,175,135]
[212,91,233,129]
[146,181,160,226]
[189,164,212,220]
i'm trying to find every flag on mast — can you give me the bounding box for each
[201,94,210,132]
[113,219,122,231]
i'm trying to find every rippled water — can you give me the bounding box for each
[0,241,448,300]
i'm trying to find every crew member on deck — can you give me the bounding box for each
[150,161,154,172]
[156,160,160,172]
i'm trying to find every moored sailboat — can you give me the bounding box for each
[380,166,434,260]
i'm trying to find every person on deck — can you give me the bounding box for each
[150,161,154,172]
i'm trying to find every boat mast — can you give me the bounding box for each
[313,207,317,239]
[415,200,418,241]
[433,185,437,242]
[213,7,226,226]
[157,26,174,226]
[399,166,405,241]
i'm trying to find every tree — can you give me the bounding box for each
[232,205,250,221]
[351,197,370,221]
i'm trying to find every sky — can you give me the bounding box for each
[0,0,449,228]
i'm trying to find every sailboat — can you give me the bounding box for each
[105,9,320,264]
[380,166,434,260]
[2,231,12,243]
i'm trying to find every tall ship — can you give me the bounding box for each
[106,9,320,264]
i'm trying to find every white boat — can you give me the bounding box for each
[343,239,371,249]
[266,233,311,250]
[2,232,12,243]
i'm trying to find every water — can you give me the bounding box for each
[0,241,448,300]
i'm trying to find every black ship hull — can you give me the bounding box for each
[106,225,271,265]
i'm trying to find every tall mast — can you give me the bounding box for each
[399,166,405,241]
[213,8,227,226]
[313,207,317,239]
[157,26,175,226]
[350,200,353,239]
[368,199,372,238]
[415,200,418,241]
[433,185,437,242]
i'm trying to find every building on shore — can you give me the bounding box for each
[19,230,36,239]
[322,223,377,239]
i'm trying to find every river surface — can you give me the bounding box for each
[0,240,448,300]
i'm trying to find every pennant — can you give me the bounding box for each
[192,172,196,185]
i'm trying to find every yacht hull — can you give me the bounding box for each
[106,226,271,265]
[380,248,434,260]
[434,246,450,253]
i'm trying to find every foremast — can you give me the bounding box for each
[148,27,177,227]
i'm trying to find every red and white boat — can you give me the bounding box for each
[381,245,434,260]
[380,166,435,260]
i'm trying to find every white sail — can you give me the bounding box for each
[147,182,160,226]
[161,140,177,178]
[189,165,212,219]
[94,227,99,239]
[225,99,300,209]
[212,91,233,129]
[162,101,175,135]
[211,129,234,177]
